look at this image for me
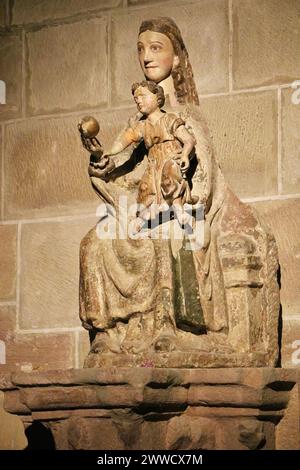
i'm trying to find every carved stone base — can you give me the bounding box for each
[1,368,299,450]
[85,351,271,368]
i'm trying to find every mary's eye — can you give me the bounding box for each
[137,45,144,54]
[150,44,162,52]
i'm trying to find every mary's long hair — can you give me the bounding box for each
[139,17,199,106]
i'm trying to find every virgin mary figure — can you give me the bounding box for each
[79,17,280,368]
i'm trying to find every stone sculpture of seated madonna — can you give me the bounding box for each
[78,17,280,368]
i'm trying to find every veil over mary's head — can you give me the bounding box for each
[139,17,199,106]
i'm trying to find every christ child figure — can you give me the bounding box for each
[105,80,198,231]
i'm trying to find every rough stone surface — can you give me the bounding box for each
[0,305,16,342]
[0,306,75,371]
[233,0,300,89]
[12,0,121,24]
[5,332,75,371]
[276,383,300,449]
[281,318,300,368]
[111,0,229,104]
[282,87,300,194]
[0,224,17,301]
[20,218,97,329]
[253,198,300,316]
[7,367,296,388]
[0,1,6,26]
[0,33,22,121]
[4,115,97,220]
[201,91,278,198]
[0,392,27,450]
[3,108,133,219]
[78,331,90,367]
[0,368,297,450]
[128,0,167,5]
[26,17,108,115]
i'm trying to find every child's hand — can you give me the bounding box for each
[80,134,103,157]
[88,155,115,180]
[179,155,190,174]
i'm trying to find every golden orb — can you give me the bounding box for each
[79,116,100,138]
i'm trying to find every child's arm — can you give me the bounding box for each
[106,125,143,157]
[89,123,144,180]
[174,125,196,173]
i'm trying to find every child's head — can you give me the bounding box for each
[132,80,165,115]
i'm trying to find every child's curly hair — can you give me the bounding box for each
[132,80,165,108]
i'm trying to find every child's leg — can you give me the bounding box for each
[173,197,193,227]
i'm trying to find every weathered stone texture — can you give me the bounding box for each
[233,0,300,89]
[128,0,165,4]
[0,306,75,371]
[0,1,6,25]
[276,383,300,449]
[20,218,97,329]
[4,116,97,219]
[0,33,22,120]
[0,305,16,340]
[12,0,121,24]
[282,87,300,194]
[6,332,75,371]
[0,224,17,301]
[0,392,27,450]
[3,108,134,219]
[78,331,90,367]
[26,17,108,115]
[253,198,300,316]
[1,368,297,450]
[129,0,172,4]
[201,91,278,198]
[111,0,229,104]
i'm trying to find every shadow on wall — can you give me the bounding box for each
[25,422,55,450]
[277,264,283,368]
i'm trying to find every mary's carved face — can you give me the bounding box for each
[137,30,179,83]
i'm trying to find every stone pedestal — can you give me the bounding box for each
[1,368,299,450]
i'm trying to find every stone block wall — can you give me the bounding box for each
[0,0,299,447]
